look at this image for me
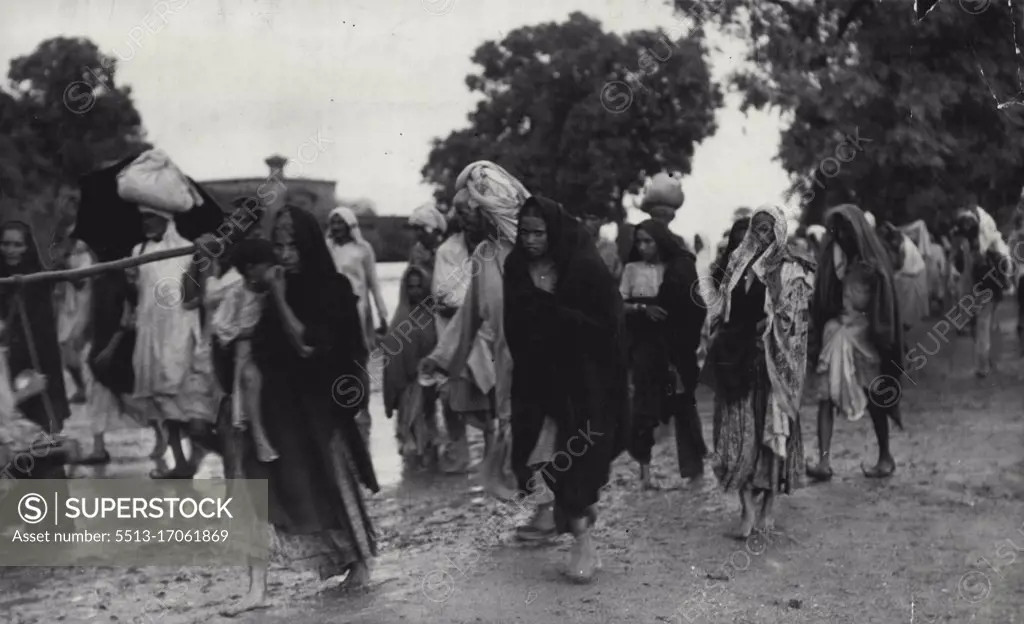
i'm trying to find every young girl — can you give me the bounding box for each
[815,261,881,422]
[383,265,440,470]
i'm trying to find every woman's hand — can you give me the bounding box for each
[645,304,669,322]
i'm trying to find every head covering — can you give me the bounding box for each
[327,206,367,246]
[630,219,694,265]
[454,161,531,243]
[813,204,903,423]
[864,211,877,228]
[713,205,812,325]
[408,202,447,235]
[706,205,816,458]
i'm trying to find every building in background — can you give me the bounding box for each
[200,155,415,262]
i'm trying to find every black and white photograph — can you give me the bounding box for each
[1,0,1023,621]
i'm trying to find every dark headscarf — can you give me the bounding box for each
[0,221,70,430]
[812,204,903,421]
[254,205,378,492]
[712,217,751,289]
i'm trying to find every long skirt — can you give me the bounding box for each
[711,356,802,494]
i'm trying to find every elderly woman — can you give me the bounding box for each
[703,205,814,536]
[419,161,523,504]
[808,204,902,481]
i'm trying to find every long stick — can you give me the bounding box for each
[0,245,198,285]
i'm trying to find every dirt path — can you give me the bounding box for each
[3,308,1023,623]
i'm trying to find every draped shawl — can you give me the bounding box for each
[253,205,378,493]
[382,265,437,414]
[707,205,815,459]
[504,196,629,487]
[812,204,903,423]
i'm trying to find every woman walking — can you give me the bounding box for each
[326,206,387,446]
[504,195,627,582]
[0,221,71,478]
[703,205,814,537]
[621,220,707,489]
[383,264,440,470]
[807,204,902,481]
[222,206,379,617]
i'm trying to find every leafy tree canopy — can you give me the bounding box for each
[1,36,150,231]
[422,11,723,222]
[683,0,1024,229]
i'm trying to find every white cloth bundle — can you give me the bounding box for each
[117,149,203,213]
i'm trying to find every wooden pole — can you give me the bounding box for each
[0,245,198,286]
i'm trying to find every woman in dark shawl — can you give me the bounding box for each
[807,204,903,481]
[222,205,379,617]
[0,222,70,440]
[504,195,628,584]
[620,219,707,489]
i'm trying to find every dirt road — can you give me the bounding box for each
[2,307,1023,623]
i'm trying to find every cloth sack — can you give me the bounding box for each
[117,149,203,214]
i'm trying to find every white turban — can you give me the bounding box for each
[454,161,530,243]
[408,202,447,234]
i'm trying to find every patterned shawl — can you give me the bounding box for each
[708,204,815,459]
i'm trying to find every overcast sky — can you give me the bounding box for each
[4,0,793,242]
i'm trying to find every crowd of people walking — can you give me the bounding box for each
[0,158,1021,614]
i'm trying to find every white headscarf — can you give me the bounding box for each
[454,161,531,243]
[328,206,367,246]
[409,202,447,234]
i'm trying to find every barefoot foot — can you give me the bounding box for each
[338,561,371,591]
[861,458,896,479]
[563,532,600,584]
[219,594,270,618]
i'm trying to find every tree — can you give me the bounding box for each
[1,37,150,227]
[685,0,1024,227]
[422,11,723,222]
